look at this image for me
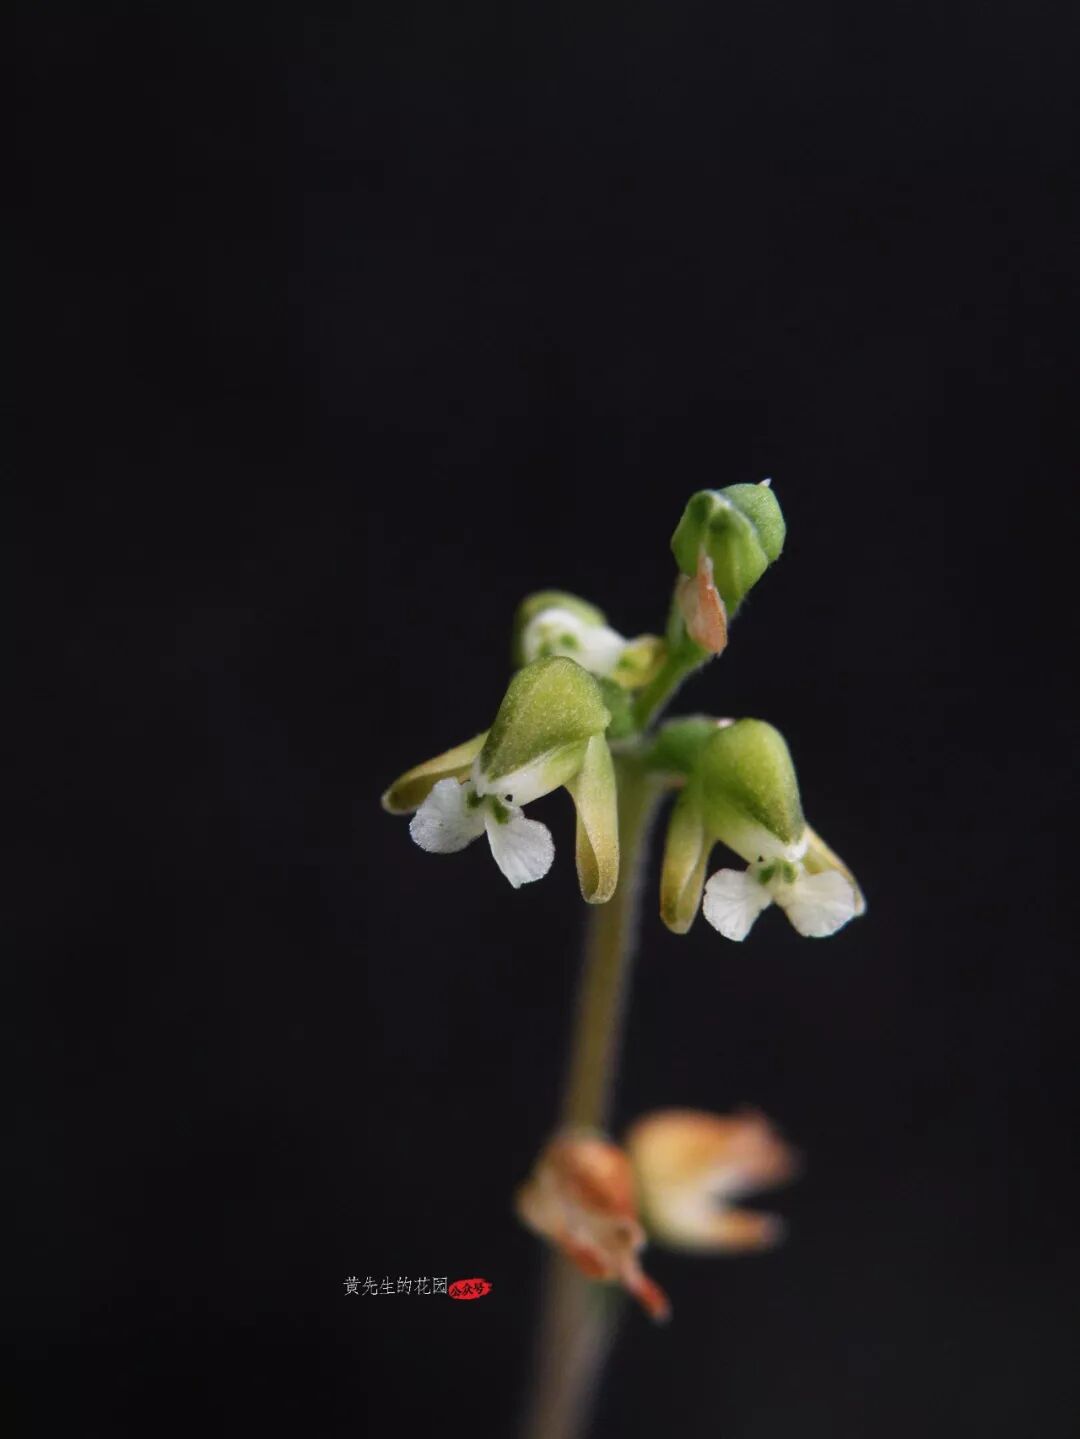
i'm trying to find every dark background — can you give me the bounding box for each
[14,3,1077,1436]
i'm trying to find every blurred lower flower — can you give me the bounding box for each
[626,1108,798,1252]
[515,1131,671,1323]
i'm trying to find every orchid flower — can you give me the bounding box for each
[382,656,620,901]
[660,718,864,940]
[515,1130,670,1323]
[627,1108,798,1252]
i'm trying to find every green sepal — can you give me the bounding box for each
[478,657,611,787]
[697,719,805,859]
[670,483,786,614]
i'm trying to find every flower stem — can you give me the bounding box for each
[521,756,662,1439]
[562,758,658,1128]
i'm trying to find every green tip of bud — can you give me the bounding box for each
[670,483,786,615]
[479,657,611,787]
[512,591,607,666]
[698,718,805,859]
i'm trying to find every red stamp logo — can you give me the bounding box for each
[448,1277,493,1300]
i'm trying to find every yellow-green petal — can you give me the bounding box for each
[659,784,712,933]
[564,734,620,904]
[380,732,487,815]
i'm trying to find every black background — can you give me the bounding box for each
[14,4,1077,1436]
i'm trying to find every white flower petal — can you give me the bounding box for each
[474,742,587,808]
[780,869,858,938]
[484,807,555,888]
[522,607,628,677]
[701,868,773,941]
[408,778,486,854]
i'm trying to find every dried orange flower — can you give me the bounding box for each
[626,1108,798,1251]
[515,1131,670,1323]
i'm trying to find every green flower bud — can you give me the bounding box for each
[670,482,786,615]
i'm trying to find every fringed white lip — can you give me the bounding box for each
[702,862,858,940]
[482,805,554,888]
[701,867,774,940]
[409,777,554,889]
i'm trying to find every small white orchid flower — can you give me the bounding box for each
[513,590,665,689]
[382,656,620,901]
[660,718,864,940]
[522,605,630,678]
[702,843,860,941]
[408,773,557,890]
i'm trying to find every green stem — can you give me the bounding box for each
[632,596,710,732]
[521,756,662,1439]
[562,759,658,1127]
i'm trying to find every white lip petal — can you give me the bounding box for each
[701,868,773,941]
[780,869,858,938]
[484,807,555,888]
[408,778,486,854]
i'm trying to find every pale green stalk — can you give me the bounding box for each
[521,757,664,1439]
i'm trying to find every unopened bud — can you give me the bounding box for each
[671,482,785,616]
